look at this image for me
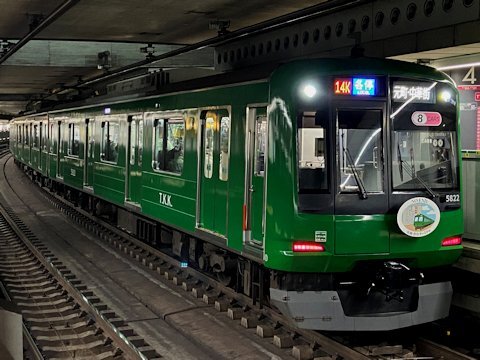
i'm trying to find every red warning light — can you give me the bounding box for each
[334,78,352,95]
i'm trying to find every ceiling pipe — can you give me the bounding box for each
[0,0,80,65]
[75,0,370,89]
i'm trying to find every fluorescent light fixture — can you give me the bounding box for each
[436,62,480,71]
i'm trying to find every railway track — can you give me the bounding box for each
[0,153,161,359]
[2,150,477,360]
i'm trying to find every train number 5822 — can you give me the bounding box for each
[445,194,460,203]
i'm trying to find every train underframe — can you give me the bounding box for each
[21,162,453,331]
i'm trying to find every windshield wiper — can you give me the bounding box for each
[398,156,438,199]
[343,146,368,199]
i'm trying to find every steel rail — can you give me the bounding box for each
[416,338,477,360]
[0,176,147,359]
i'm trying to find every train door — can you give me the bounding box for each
[198,109,231,237]
[84,119,95,187]
[125,114,143,204]
[244,106,268,248]
[333,102,389,254]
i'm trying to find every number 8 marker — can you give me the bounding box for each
[411,111,442,126]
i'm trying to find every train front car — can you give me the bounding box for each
[265,58,463,331]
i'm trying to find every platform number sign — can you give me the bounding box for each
[450,65,480,150]
[462,67,477,85]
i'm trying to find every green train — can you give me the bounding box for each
[414,213,435,230]
[10,58,463,331]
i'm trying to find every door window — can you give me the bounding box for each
[204,117,214,179]
[254,115,267,176]
[138,120,143,166]
[219,116,230,181]
[87,120,95,158]
[130,120,137,166]
[337,109,383,193]
[68,123,80,156]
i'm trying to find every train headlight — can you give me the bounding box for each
[440,90,452,103]
[302,84,317,98]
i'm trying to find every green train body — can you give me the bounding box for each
[10,58,463,331]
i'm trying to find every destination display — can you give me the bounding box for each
[334,77,377,96]
[392,81,435,104]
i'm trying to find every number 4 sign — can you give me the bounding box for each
[463,67,477,85]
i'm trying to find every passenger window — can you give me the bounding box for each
[100,121,119,163]
[152,118,184,174]
[204,117,214,179]
[33,124,39,148]
[219,116,230,181]
[68,123,80,156]
[298,111,329,192]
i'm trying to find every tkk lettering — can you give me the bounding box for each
[159,192,172,207]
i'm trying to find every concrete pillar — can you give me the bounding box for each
[0,300,23,360]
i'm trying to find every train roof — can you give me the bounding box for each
[17,57,452,116]
[271,57,452,83]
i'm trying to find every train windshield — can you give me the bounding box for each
[390,78,459,191]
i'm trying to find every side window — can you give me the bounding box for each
[152,118,184,174]
[153,119,164,170]
[33,124,39,148]
[298,111,329,193]
[100,121,119,163]
[68,123,80,156]
[219,116,230,181]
